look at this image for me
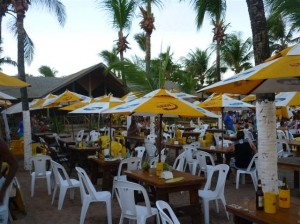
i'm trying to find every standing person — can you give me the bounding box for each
[224,111,236,133]
[17,119,24,139]
[0,138,19,204]
[31,114,39,134]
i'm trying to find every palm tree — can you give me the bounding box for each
[182,48,211,89]
[38,65,58,77]
[221,32,253,74]
[0,43,17,70]
[267,13,300,54]
[265,0,300,28]
[0,1,34,64]
[246,0,280,193]
[133,32,146,52]
[100,0,137,84]
[139,0,164,77]
[13,0,66,170]
[180,0,227,82]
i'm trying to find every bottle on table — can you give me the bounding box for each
[256,179,264,210]
[279,177,290,208]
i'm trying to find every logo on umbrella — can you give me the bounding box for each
[156,102,178,111]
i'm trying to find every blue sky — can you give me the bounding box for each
[1,0,252,78]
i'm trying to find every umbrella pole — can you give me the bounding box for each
[222,108,224,150]
[158,114,163,162]
[109,114,112,155]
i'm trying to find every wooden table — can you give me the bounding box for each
[124,136,145,144]
[89,157,120,190]
[67,145,100,174]
[226,197,300,224]
[206,129,226,133]
[164,143,183,157]
[32,132,53,141]
[287,139,300,157]
[178,127,195,131]
[278,157,300,189]
[124,169,205,224]
[182,132,200,139]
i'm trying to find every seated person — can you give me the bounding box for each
[224,131,257,178]
[39,121,49,132]
[126,118,140,152]
[277,121,287,131]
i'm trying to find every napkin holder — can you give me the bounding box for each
[161,171,173,179]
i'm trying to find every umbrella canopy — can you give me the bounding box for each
[0,72,30,87]
[197,93,254,111]
[121,92,143,102]
[2,101,41,115]
[0,91,16,100]
[0,100,12,106]
[275,92,300,107]
[69,102,111,114]
[104,89,219,161]
[242,94,256,102]
[42,90,87,107]
[199,43,300,94]
[59,97,93,111]
[105,89,219,118]
[30,93,57,108]
[93,95,124,108]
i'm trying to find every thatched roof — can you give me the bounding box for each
[0,63,127,99]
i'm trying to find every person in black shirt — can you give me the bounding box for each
[224,131,257,178]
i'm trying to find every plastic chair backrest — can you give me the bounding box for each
[243,130,254,141]
[89,130,100,142]
[182,145,197,162]
[245,153,258,172]
[108,128,115,140]
[134,146,146,159]
[51,160,72,186]
[145,141,157,157]
[115,180,153,218]
[149,154,167,168]
[75,167,97,201]
[203,164,229,196]
[276,130,287,140]
[117,157,142,178]
[76,130,85,141]
[30,155,51,177]
[147,134,157,144]
[100,135,109,148]
[173,151,186,171]
[156,200,180,224]
[196,150,215,174]
[285,130,294,140]
[213,133,222,146]
[163,133,171,142]
[190,141,200,148]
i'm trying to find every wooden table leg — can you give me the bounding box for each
[294,170,299,189]
[189,189,202,224]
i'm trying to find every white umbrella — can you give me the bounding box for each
[0,91,16,100]
[69,102,110,114]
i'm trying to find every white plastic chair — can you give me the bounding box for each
[75,167,112,224]
[134,146,146,160]
[156,200,180,224]
[236,153,258,191]
[87,130,100,142]
[243,130,255,141]
[112,157,142,197]
[149,148,167,168]
[182,144,198,175]
[76,129,85,142]
[190,141,200,148]
[172,151,186,172]
[162,133,172,142]
[196,150,215,177]
[198,164,229,224]
[0,178,13,224]
[114,180,160,224]
[51,160,80,210]
[30,155,52,197]
[147,134,157,144]
[145,141,157,162]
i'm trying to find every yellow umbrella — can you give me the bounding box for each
[275,92,300,107]
[121,91,143,102]
[0,72,30,87]
[93,95,124,108]
[0,100,12,106]
[199,43,300,94]
[42,90,87,108]
[198,94,254,111]
[104,89,219,161]
[242,94,256,102]
[30,93,57,108]
[276,106,294,119]
[59,98,93,111]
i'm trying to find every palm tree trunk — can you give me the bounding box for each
[145,32,151,77]
[216,39,221,81]
[246,0,277,193]
[16,0,32,170]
